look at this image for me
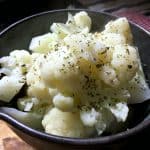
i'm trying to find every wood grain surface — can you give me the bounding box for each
[0,120,35,150]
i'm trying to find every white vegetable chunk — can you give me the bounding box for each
[80,108,99,127]
[128,72,150,104]
[74,11,91,31]
[111,45,138,83]
[42,108,87,137]
[104,17,133,44]
[0,75,25,102]
[53,93,74,111]
[29,33,58,53]
[10,50,31,65]
[108,102,129,122]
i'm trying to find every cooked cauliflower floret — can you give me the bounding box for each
[80,108,99,127]
[48,88,59,98]
[27,81,51,101]
[74,11,91,31]
[10,50,31,65]
[100,33,126,46]
[53,93,74,112]
[42,108,87,137]
[107,102,129,122]
[26,55,51,101]
[104,17,133,44]
[128,71,150,104]
[0,75,25,102]
[29,33,59,53]
[99,65,120,87]
[111,45,138,83]
[0,51,27,102]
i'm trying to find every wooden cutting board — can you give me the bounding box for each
[0,120,35,150]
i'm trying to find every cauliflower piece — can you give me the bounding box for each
[40,45,101,104]
[74,11,91,31]
[27,81,51,101]
[111,45,138,83]
[42,108,87,137]
[80,108,99,127]
[17,97,39,111]
[0,51,27,102]
[48,88,59,98]
[107,102,129,122]
[29,33,59,53]
[64,33,93,54]
[10,50,31,74]
[40,46,80,93]
[50,11,91,38]
[99,65,120,87]
[26,54,51,101]
[50,23,71,38]
[0,56,16,69]
[100,33,126,47]
[53,93,74,112]
[104,17,133,44]
[10,50,31,65]
[128,71,150,104]
[0,75,25,102]
[0,50,31,72]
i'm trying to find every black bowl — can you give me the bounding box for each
[0,9,150,149]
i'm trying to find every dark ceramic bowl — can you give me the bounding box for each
[0,9,150,150]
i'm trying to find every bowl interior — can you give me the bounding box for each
[0,9,149,140]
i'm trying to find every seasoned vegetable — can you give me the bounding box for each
[0,11,149,137]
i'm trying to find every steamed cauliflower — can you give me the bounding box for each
[0,50,30,102]
[42,108,88,137]
[0,11,149,138]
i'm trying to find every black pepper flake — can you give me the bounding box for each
[77,104,81,110]
[84,75,89,82]
[96,64,102,68]
[101,49,107,55]
[128,65,132,69]
[126,49,130,55]
[64,56,69,59]
[93,58,96,61]
[67,45,70,48]
[0,73,6,80]
[106,71,111,75]
[21,64,26,67]
[103,96,107,100]
[18,80,25,83]
[68,20,72,24]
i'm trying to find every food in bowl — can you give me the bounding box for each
[0,11,149,138]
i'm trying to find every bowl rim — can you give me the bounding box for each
[0,8,150,145]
